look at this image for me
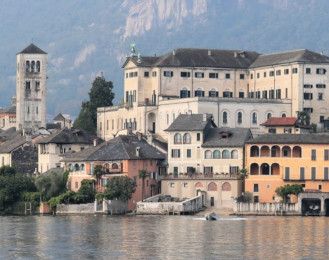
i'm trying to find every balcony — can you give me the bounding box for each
[164,172,242,180]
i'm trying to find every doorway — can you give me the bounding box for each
[210,197,215,207]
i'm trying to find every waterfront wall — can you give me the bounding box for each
[136,195,203,215]
[57,203,95,214]
[233,202,299,215]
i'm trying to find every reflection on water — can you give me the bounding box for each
[0,215,328,259]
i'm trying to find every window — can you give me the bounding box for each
[181,71,190,78]
[144,71,149,77]
[311,167,316,180]
[240,74,245,79]
[213,150,221,159]
[320,116,325,123]
[180,89,190,98]
[252,112,257,124]
[225,73,230,79]
[263,72,267,77]
[171,149,180,158]
[311,149,316,160]
[267,113,272,119]
[209,72,218,79]
[197,133,201,141]
[276,89,281,99]
[152,71,157,77]
[250,73,253,79]
[256,91,261,99]
[239,92,244,98]
[223,91,233,98]
[133,72,138,77]
[292,68,298,74]
[276,70,281,76]
[223,111,228,124]
[36,106,38,114]
[284,69,289,75]
[35,81,40,91]
[269,90,275,99]
[306,68,311,74]
[300,167,305,180]
[304,84,313,88]
[269,71,274,77]
[125,73,128,78]
[316,68,326,74]
[163,71,173,77]
[186,149,192,158]
[204,150,212,159]
[318,93,324,100]
[237,112,242,124]
[257,73,260,79]
[209,90,219,97]
[183,133,191,144]
[303,107,313,114]
[316,84,326,88]
[269,128,276,135]
[284,167,290,180]
[325,167,329,180]
[195,89,205,97]
[253,184,259,192]
[304,93,313,100]
[174,133,182,144]
[324,149,329,160]
[222,150,230,159]
[194,72,204,78]
[262,90,268,99]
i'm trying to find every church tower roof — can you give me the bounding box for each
[18,43,47,55]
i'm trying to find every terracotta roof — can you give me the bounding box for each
[18,43,47,55]
[261,117,298,127]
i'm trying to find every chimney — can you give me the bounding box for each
[203,113,207,122]
[172,49,176,56]
[136,146,140,157]
[208,50,211,56]
[93,138,98,147]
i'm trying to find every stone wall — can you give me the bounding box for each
[57,203,95,214]
[233,202,298,215]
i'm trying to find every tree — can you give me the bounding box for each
[275,184,304,203]
[74,76,115,133]
[94,165,105,189]
[297,111,310,126]
[103,176,136,202]
[0,166,16,176]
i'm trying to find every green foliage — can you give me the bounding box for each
[138,170,148,179]
[74,76,115,133]
[103,176,136,202]
[21,191,41,203]
[0,166,16,176]
[47,179,96,208]
[275,184,304,203]
[35,170,68,201]
[236,192,253,203]
[0,174,36,210]
[94,165,105,179]
[297,111,311,126]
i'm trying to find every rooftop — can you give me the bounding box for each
[0,134,27,153]
[37,128,95,145]
[62,134,166,162]
[247,133,329,144]
[165,114,216,132]
[18,43,47,55]
[261,117,298,127]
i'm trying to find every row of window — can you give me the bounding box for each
[251,68,298,79]
[248,89,288,99]
[164,71,243,80]
[303,84,326,89]
[25,60,41,73]
[284,167,329,180]
[304,92,324,101]
[205,150,238,159]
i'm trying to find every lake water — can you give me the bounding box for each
[0,215,328,259]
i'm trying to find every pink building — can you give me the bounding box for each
[62,134,166,210]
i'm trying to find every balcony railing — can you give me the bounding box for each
[164,172,242,180]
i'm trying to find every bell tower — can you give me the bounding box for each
[16,44,47,132]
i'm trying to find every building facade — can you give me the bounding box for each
[245,134,329,203]
[97,48,329,141]
[16,44,47,132]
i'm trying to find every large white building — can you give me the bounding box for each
[16,44,47,132]
[97,48,329,141]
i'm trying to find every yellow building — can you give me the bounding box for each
[245,134,329,202]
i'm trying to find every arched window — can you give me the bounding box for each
[237,112,242,124]
[36,61,40,72]
[25,61,30,72]
[180,88,190,98]
[209,89,218,97]
[213,150,221,159]
[252,112,257,124]
[282,146,291,157]
[74,163,80,171]
[183,133,191,144]
[80,164,85,171]
[250,163,259,175]
[112,163,119,169]
[194,88,204,97]
[174,133,182,144]
[195,182,203,188]
[222,182,231,191]
[205,150,212,159]
[267,113,272,119]
[222,150,230,159]
[231,150,238,159]
[208,182,218,191]
[223,111,228,124]
[250,146,259,157]
[292,146,302,158]
[31,61,35,72]
[282,113,286,118]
